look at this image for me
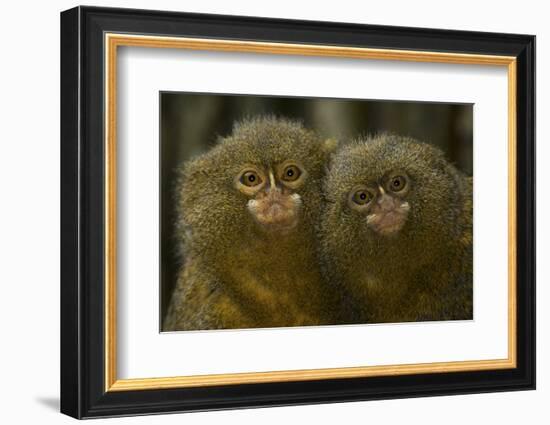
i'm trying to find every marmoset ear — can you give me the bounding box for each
[179,155,209,184]
[321,137,339,154]
[319,138,340,175]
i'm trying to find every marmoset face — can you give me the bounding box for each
[346,171,411,236]
[177,117,335,250]
[323,135,460,245]
[234,160,307,233]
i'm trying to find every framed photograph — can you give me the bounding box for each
[60,6,535,419]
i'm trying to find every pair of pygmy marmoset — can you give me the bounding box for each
[163,116,473,331]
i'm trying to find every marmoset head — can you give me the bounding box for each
[177,116,337,254]
[321,134,468,269]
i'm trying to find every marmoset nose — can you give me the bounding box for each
[264,178,284,201]
[266,171,282,192]
[377,194,395,212]
[265,186,283,201]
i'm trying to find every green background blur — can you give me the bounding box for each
[160,92,473,321]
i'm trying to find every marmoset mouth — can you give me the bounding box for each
[367,202,410,236]
[255,214,299,233]
[247,192,302,233]
[367,211,407,235]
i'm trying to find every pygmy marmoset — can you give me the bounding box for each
[318,134,473,324]
[164,116,339,331]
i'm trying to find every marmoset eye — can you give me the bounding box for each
[389,175,407,192]
[281,165,301,182]
[240,170,263,187]
[351,189,373,205]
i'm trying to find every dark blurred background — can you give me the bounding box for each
[160,92,473,321]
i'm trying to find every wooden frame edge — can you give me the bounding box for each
[104,33,518,392]
[507,59,518,369]
[105,32,118,390]
[108,358,516,391]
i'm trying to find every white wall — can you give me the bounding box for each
[0,0,545,423]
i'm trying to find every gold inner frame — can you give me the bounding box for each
[104,33,518,392]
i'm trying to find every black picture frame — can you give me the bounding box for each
[60,5,535,419]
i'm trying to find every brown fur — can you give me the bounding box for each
[163,117,339,330]
[318,134,473,324]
